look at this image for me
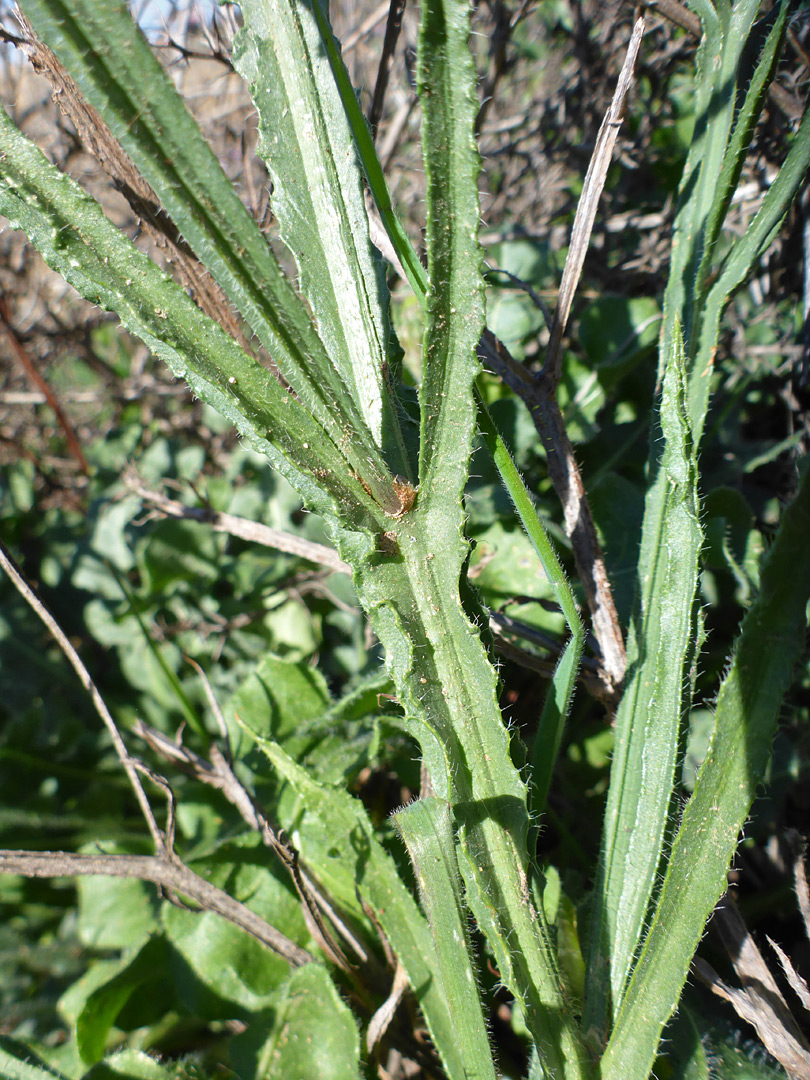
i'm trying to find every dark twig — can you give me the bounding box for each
[0,849,312,967]
[369,0,407,138]
[485,266,553,328]
[476,0,515,135]
[649,0,804,121]
[479,333,626,700]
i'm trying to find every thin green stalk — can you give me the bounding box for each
[320,0,585,816]
[475,392,583,814]
[309,0,429,303]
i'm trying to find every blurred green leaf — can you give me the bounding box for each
[84,1049,174,1080]
[578,296,661,370]
[231,965,360,1080]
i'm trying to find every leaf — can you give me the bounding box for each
[17,0,402,511]
[161,906,289,1019]
[76,937,169,1065]
[578,296,661,370]
[239,965,361,1080]
[231,656,379,784]
[601,461,810,1079]
[161,843,303,1017]
[394,797,497,1080]
[585,320,702,1034]
[76,867,158,950]
[233,0,412,477]
[0,1040,70,1080]
[84,1050,174,1080]
[0,103,384,531]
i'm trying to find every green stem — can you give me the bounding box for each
[475,391,584,814]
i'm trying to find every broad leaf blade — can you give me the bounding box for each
[253,965,361,1080]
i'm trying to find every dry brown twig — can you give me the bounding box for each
[151,655,362,970]
[369,0,407,137]
[0,849,312,966]
[124,466,352,575]
[695,881,810,1080]
[480,19,645,699]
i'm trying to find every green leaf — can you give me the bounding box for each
[660,0,809,446]
[18,0,402,513]
[76,866,158,950]
[475,396,584,815]
[84,1050,173,1080]
[693,1,790,309]
[306,0,428,305]
[394,797,496,1080]
[0,1040,70,1080]
[244,965,361,1080]
[0,104,384,531]
[231,656,379,784]
[659,0,760,395]
[233,0,412,478]
[586,320,702,1034]
[161,845,302,1017]
[578,296,661,370]
[76,937,169,1065]
[601,460,810,1080]
[230,656,331,745]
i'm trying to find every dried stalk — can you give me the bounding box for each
[477,21,645,697]
[124,467,351,575]
[695,892,810,1080]
[133,712,360,971]
[0,848,312,967]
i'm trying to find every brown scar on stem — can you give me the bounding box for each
[355,473,418,518]
[392,476,417,517]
